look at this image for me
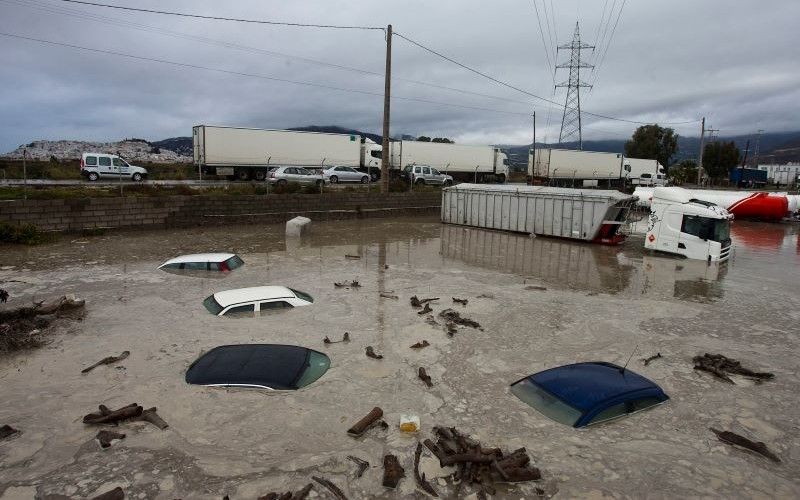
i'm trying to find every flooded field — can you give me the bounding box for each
[1,217,799,499]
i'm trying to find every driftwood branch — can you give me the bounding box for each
[418,367,433,388]
[347,455,369,478]
[347,407,383,437]
[95,430,126,449]
[710,428,781,463]
[414,442,439,497]
[311,476,348,500]
[82,351,130,373]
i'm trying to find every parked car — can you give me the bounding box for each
[203,286,314,317]
[185,344,331,390]
[158,253,244,273]
[81,152,148,181]
[510,362,669,428]
[322,165,370,184]
[267,166,325,186]
[401,164,454,186]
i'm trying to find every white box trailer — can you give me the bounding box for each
[528,148,625,185]
[389,141,509,183]
[441,184,637,244]
[193,125,381,181]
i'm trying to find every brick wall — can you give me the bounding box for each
[0,192,442,232]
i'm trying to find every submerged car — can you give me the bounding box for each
[510,362,669,428]
[185,344,330,390]
[203,285,313,317]
[159,253,244,273]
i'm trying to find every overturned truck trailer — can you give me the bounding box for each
[441,184,637,244]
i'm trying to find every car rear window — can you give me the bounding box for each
[289,288,314,303]
[224,255,244,270]
[85,156,97,166]
[510,378,582,427]
[203,295,224,315]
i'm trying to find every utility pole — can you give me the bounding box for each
[380,24,392,194]
[740,139,750,167]
[22,148,28,200]
[531,111,536,180]
[555,22,594,149]
[753,129,764,167]
[697,117,705,185]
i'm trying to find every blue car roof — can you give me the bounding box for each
[529,361,667,413]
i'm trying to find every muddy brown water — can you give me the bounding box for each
[1,217,798,499]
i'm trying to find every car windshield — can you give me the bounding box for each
[295,350,331,388]
[510,377,582,427]
[224,255,245,271]
[403,166,412,173]
[289,288,314,303]
[203,295,224,315]
[682,215,730,242]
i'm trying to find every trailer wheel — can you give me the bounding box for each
[236,169,251,181]
[496,174,506,184]
[254,170,267,181]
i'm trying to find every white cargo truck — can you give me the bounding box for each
[193,125,382,181]
[644,187,733,262]
[528,148,626,187]
[388,141,509,183]
[624,157,666,186]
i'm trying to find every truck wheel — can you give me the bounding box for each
[329,175,338,184]
[496,174,506,184]
[360,176,369,184]
[132,173,143,182]
[88,172,99,181]
[236,169,251,181]
[254,170,267,181]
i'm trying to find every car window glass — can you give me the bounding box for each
[297,168,311,175]
[414,167,421,173]
[510,378,581,427]
[203,295,224,315]
[288,288,314,303]
[259,300,293,312]
[85,156,97,166]
[224,255,245,270]
[630,397,664,412]
[423,167,431,174]
[283,168,295,174]
[112,158,126,167]
[431,168,440,175]
[586,402,629,425]
[224,304,255,317]
[183,262,207,270]
[335,167,345,171]
[98,157,111,167]
[295,350,331,388]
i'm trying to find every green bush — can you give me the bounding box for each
[0,222,52,245]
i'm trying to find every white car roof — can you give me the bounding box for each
[159,253,236,268]
[213,286,298,307]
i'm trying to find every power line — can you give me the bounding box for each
[56,0,384,30]
[0,31,534,117]
[6,0,535,107]
[393,31,699,126]
[589,0,627,92]
[530,0,553,76]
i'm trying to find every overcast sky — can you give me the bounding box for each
[1,0,799,152]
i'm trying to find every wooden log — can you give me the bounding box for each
[347,407,383,437]
[382,454,405,488]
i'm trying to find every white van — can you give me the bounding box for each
[81,152,148,181]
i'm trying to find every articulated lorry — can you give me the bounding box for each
[527,148,665,187]
[193,125,382,181]
[388,141,509,183]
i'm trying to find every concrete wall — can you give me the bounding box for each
[0,192,442,232]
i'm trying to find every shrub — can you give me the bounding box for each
[0,222,51,245]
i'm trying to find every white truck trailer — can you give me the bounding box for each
[624,157,666,186]
[388,141,509,183]
[528,148,626,187]
[193,125,382,181]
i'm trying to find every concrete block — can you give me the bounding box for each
[285,216,311,237]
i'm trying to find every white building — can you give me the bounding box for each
[758,163,800,186]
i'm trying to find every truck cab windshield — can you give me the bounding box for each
[681,215,730,242]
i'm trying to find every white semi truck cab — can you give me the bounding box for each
[645,187,733,262]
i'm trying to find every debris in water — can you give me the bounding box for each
[525,285,547,291]
[379,292,399,299]
[642,352,662,366]
[399,414,420,433]
[418,367,433,388]
[382,454,405,488]
[693,353,775,384]
[0,295,86,353]
[365,346,383,359]
[0,424,20,440]
[424,315,439,327]
[445,322,458,337]
[347,455,370,478]
[710,428,781,463]
[418,303,432,315]
[139,407,169,430]
[311,476,348,500]
[89,487,124,500]
[257,483,313,500]
[477,293,494,299]
[324,332,351,344]
[410,340,430,349]
[96,430,126,449]
[439,309,482,330]
[334,280,361,288]
[422,426,542,494]
[347,407,384,437]
[345,254,361,260]
[410,296,439,308]
[82,350,130,373]
[83,403,143,425]
[452,297,468,306]
[414,442,439,497]
[0,289,8,303]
